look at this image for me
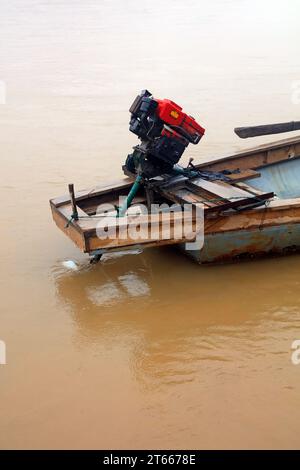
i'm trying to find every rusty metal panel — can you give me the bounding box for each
[181,223,300,263]
[245,157,300,199]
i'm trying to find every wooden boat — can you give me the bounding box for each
[50,135,300,264]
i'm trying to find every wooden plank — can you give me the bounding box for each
[169,188,210,205]
[158,184,273,214]
[50,204,87,251]
[178,184,225,207]
[196,135,300,172]
[205,192,274,213]
[50,178,133,207]
[225,169,260,182]
[159,186,216,208]
[203,199,300,235]
[187,178,253,200]
[234,181,270,196]
[84,210,196,247]
[83,193,292,252]
[78,195,146,215]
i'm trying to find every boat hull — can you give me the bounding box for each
[182,220,300,263]
[181,139,300,263]
[50,135,300,264]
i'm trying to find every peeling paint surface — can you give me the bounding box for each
[182,223,300,263]
[247,157,300,199]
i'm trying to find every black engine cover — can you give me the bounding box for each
[126,90,189,178]
[149,135,185,165]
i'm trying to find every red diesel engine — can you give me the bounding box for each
[125,89,205,177]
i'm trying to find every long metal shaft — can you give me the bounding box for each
[118,174,143,217]
[235,121,300,139]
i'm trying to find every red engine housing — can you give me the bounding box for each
[155,98,205,144]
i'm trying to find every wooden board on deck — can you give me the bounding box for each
[226,169,260,182]
[187,178,252,200]
[159,176,274,214]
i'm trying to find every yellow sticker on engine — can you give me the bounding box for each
[170,110,179,119]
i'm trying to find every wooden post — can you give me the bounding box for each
[145,186,154,212]
[68,183,78,220]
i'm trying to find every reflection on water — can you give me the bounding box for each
[85,273,150,306]
[55,249,300,395]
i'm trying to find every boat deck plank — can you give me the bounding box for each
[188,178,253,200]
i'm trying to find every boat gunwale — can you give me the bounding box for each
[196,134,300,169]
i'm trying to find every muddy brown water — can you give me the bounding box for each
[1,0,300,449]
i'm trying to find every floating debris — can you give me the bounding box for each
[62,260,78,271]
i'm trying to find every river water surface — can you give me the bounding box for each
[1,0,300,449]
